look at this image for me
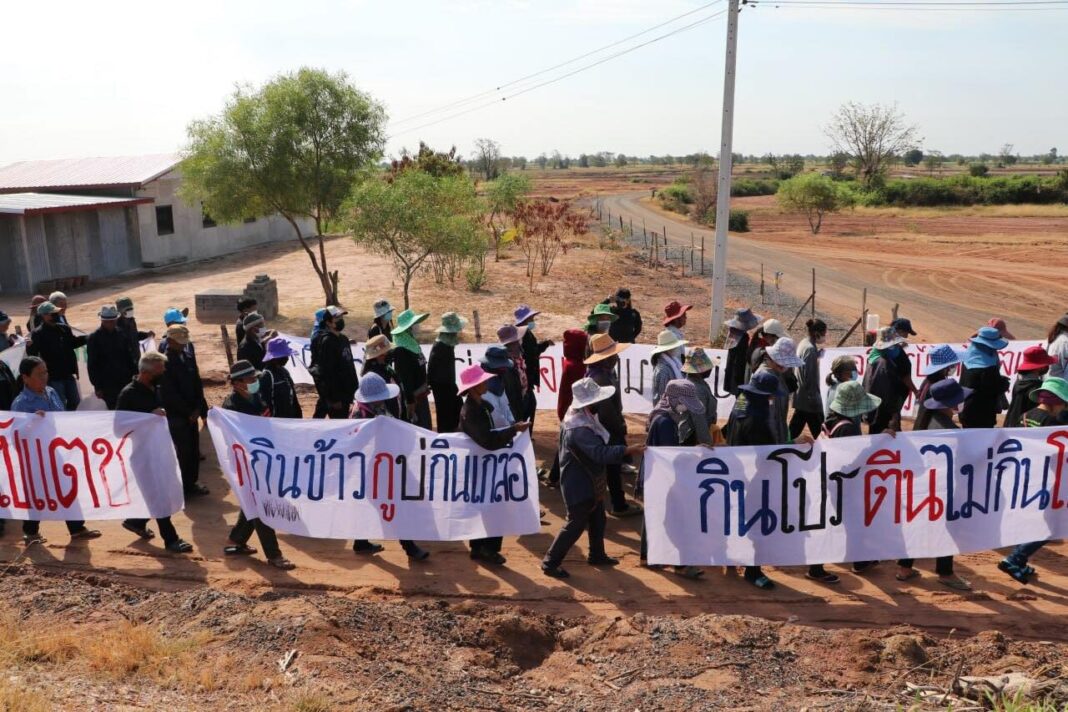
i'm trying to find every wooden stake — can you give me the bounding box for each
[811,268,816,318]
[473,310,482,342]
[700,233,705,275]
[220,325,235,367]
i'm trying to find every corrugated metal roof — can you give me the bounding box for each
[0,192,152,216]
[0,153,180,192]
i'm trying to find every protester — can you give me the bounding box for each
[662,300,691,343]
[427,312,466,432]
[681,347,717,445]
[479,346,522,430]
[234,297,257,345]
[515,305,553,424]
[160,325,209,497]
[360,335,403,420]
[584,303,617,357]
[542,329,589,487]
[392,309,432,428]
[1005,345,1058,427]
[863,326,914,435]
[27,300,85,411]
[160,308,196,359]
[584,333,642,518]
[891,317,917,341]
[896,378,973,590]
[824,355,858,419]
[118,352,194,553]
[48,291,70,326]
[350,373,431,561]
[0,310,18,352]
[0,339,12,536]
[459,364,530,565]
[748,319,786,379]
[790,318,828,440]
[259,337,303,419]
[85,305,137,410]
[309,308,327,340]
[959,326,1010,429]
[609,288,643,344]
[13,356,102,545]
[309,306,358,419]
[497,324,530,420]
[543,377,647,579]
[116,296,153,365]
[651,330,688,404]
[26,294,46,333]
[754,337,804,444]
[997,376,1068,584]
[221,360,296,570]
[723,308,761,395]
[1047,313,1068,379]
[237,312,269,369]
[368,299,395,342]
[913,345,965,431]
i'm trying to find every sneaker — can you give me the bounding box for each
[406,546,430,562]
[353,542,385,555]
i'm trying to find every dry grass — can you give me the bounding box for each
[0,681,52,712]
[853,203,1068,219]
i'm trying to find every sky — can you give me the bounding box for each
[1,0,1066,166]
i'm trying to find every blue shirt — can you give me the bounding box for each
[11,386,66,413]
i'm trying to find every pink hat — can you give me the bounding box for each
[457,364,495,395]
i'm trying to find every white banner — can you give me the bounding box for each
[643,426,1068,566]
[0,411,184,521]
[207,409,540,540]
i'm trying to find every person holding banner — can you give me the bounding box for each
[1005,346,1058,427]
[479,347,521,431]
[913,345,965,431]
[896,378,974,591]
[651,330,687,405]
[392,309,432,428]
[260,338,303,419]
[368,298,395,343]
[13,356,102,545]
[1045,313,1068,379]
[310,306,358,420]
[161,325,209,497]
[723,308,761,396]
[755,337,804,444]
[458,364,530,565]
[790,319,828,440]
[542,329,589,488]
[118,352,194,554]
[824,355,858,420]
[0,310,18,352]
[959,326,1010,429]
[747,319,786,381]
[542,377,647,579]
[864,326,915,435]
[27,301,85,411]
[998,376,1068,584]
[428,312,467,432]
[361,335,404,420]
[221,360,296,570]
[681,348,717,445]
[87,304,138,410]
[515,305,553,426]
[349,373,431,561]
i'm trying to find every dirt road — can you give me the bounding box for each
[600,192,1068,341]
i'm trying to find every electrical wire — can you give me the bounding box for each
[752,0,1068,8]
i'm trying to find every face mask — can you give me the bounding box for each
[850,372,859,382]
[673,403,689,414]
[247,380,261,395]
[597,321,611,333]
[123,310,134,319]
[335,319,346,332]
[149,374,164,386]
[526,322,535,332]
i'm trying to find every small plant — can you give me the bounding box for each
[969,163,990,177]
[465,263,487,292]
[702,208,750,232]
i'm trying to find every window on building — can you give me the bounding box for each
[202,209,217,229]
[243,216,257,224]
[155,206,174,236]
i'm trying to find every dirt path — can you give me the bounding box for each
[601,192,1068,342]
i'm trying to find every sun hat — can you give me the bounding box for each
[1018,345,1058,373]
[115,296,133,312]
[831,354,858,375]
[265,337,299,361]
[229,359,260,381]
[98,304,120,320]
[373,299,394,320]
[970,326,1008,351]
[725,308,762,332]
[766,337,804,368]
[513,305,540,325]
[663,300,693,326]
[874,326,906,350]
[457,364,497,395]
[356,372,400,404]
[48,291,67,303]
[589,303,618,322]
[584,333,631,364]
[243,312,266,329]
[36,301,58,316]
[920,344,966,376]
[0,311,9,325]
[739,371,786,397]
[393,309,429,335]
[363,334,394,361]
[163,307,187,325]
[976,318,1014,341]
[660,379,706,415]
[324,305,347,319]
[682,347,716,374]
[569,377,617,409]
[1030,376,1068,404]
[891,318,917,336]
[166,324,190,345]
[30,295,47,308]
[924,378,973,411]
[651,330,689,356]
[480,346,513,371]
[762,318,787,338]
[829,380,882,418]
[497,323,527,345]
[437,312,467,334]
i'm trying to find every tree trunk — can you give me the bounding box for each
[285,215,337,305]
[402,271,412,310]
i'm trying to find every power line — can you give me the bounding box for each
[390,9,729,139]
[753,0,1068,7]
[389,0,725,127]
[762,0,1068,5]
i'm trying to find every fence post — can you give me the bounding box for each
[220,325,235,367]
[473,310,482,342]
[891,303,899,322]
[811,268,816,318]
[861,288,868,347]
[760,263,765,305]
[700,233,705,275]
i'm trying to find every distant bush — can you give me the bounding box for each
[657,180,693,214]
[701,208,750,232]
[865,174,1067,207]
[731,178,779,197]
[968,163,990,177]
[776,173,855,233]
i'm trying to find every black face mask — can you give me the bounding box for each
[149,374,164,386]
[334,318,346,332]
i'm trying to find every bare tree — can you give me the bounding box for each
[691,164,718,223]
[824,102,921,188]
[473,138,502,181]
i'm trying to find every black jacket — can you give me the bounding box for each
[586,363,626,441]
[393,347,428,407]
[223,390,267,416]
[362,358,404,419]
[310,330,358,404]
[116,378,162,414]
[520,330,552,388]
[87,327,138,395]
[235,316,246,346]
[609,306,643,344]
[726,395,778,447]
[260,363,302,419]
[723,334,750,396]
[461,395,516,450]
[0,360,18,410]
[27,322,86,380]
[1005,373,1042,428]
[959,364,1009,429]
[238,335,266,370]
[161,348,207,421]
[116,316,151,365]
[427,340,461,430]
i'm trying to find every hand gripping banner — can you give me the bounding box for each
[207,409,540,540]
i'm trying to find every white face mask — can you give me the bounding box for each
[123,310,134,319]
[597,321,611,333]
[674,403,689,414]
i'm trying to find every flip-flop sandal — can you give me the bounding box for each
[749,575,775,590]
[939,577,972,591]
[807,572,841,584]
[997,560,1030,584]
[851,561,879,574]
[224,544,257,556]
[896,569,920,582]
[122,521,156,540]
[268,556,296,570]
[166,539,194,554]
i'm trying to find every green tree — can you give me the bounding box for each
[483,173,532,261]
[345,171,481,309]
[829,152,850,179]
[181,67,385,305]
[614,153,628,167]
[776,173,855,234]
[923,150,944,175]
[390,142,464,179]
[903,148,924,166]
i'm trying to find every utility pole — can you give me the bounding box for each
[709,0,741,343]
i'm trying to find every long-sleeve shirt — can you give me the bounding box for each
[116,379,162,414]
[392,347,428,407]
[237,335,266,370]
[11,386,65,413]
[260,364,302,419]
[586,364,626,442]
[1049,334,1068,379]
[559,425,626,507]
[27,322,85,380]
[460,395,516,450]
[723,334,750,396]
[1005,373,1043,428]
[792,337,823,414]
[87,327,138,395]
[427,340,462,431]
[520,330,552,388]
[608,307,643,344]
[959,364,1009,429]
[310,331,358,405]
[160,349,206,421]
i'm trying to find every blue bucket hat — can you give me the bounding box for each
[739,371,786,397]
[513,304,540,325]
[921,344,965,376]
[480,346,513,371]
[924,378,973,411]
[163,307,187,325]
[970,326,1008,351]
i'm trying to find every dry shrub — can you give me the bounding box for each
[291,694,334,712]
[0,680,52,712]
[0,611,81,665]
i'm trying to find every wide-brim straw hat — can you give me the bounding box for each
[682,347,716,374]
[363,334,394,360]
[829,381,882,418]
[651,330,688,356]
[570,377,616,409]
[725,308,762,332]
[393,309,429,334]
[585,333,630,364]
